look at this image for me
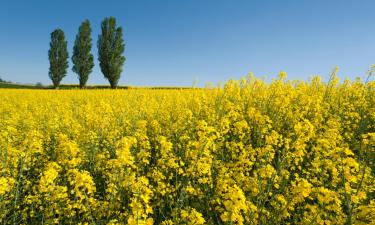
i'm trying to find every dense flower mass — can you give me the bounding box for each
[0,74,374,224]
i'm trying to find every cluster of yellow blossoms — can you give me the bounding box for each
[0,73,374,224]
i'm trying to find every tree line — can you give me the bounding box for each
[48,17,125,89]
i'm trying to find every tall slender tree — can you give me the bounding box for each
[72,20,94,88]
[97,17,125,89]
[48,29,69,89]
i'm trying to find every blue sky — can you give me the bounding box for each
[0,0,374,86]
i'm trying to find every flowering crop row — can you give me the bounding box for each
[0,74,374,224]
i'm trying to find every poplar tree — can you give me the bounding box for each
[48,29,69,89]
[97,17,125,88]
[72,20,94,88]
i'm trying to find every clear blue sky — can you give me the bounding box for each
[0,0,374,86]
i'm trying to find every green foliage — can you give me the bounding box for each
[48,29,69,89]
[0,77,10,83]
[97,17,125,89]
[72,20,94,88]
[35,82,43,87]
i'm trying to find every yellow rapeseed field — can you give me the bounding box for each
[0,74,374,224]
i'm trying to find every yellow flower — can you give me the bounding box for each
[0,177,15,195]
[0,75,373,224]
